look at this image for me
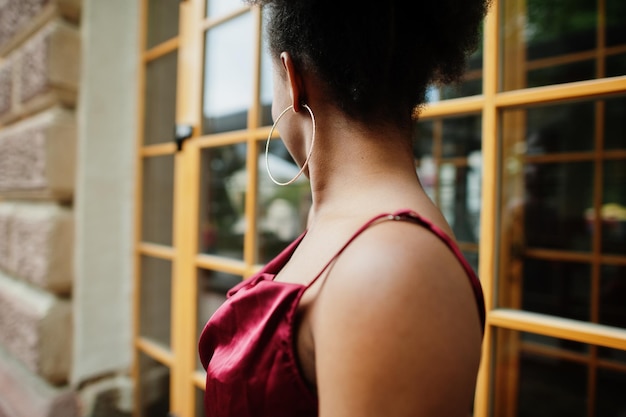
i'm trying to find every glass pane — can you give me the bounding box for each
[527,60,595,88]
[442,115,482,244]
[141,155,174,246]
[521,259,591,321]
[139,256,172,347]
[599,265,626,329]
[195,387,206,417]
[599,346,626,366]
[501,103,595,251]
[146,0,179,49]
[501,0,598,91]
[494,329,626,417]
[206,0,243,18]
[256,139,310,264]
[606,0,626,47]
[524,162,593,251]
[199,144,247,259]
[442,115,482,158]
[259,9,274,127]
[197,269,242,369]
[516,350,588,417]
[606,52,626,77]
[440,77,482,101]
[605,96,626,150]
[138,353,170,417]
[439,163,482,244]
[526,101,595,155]
[426,25,484,103]
[493,329,588,417]
[602,160,626,255]
[596,368,626,416]
[144,52,178,145]
[462,250,479,276]
[412,116,482,244]
[202,13,254,134]
[413,120,436,202]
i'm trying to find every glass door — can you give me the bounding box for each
[192,4,311,415]
[134,0,179,415]
[134,0,204,416]
[134,1,310,416]
[479,0,626,415]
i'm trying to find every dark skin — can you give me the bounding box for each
[270,52,483,416]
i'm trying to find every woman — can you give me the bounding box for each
[199,1,490,416]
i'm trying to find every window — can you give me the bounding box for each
[134,1,626,416]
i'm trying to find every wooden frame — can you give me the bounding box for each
[133,1,626,416]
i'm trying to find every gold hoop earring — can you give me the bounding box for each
[265,104,316,186]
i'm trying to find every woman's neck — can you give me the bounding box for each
[304,112,422,224]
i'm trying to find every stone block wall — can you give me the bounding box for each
[0,0,81,416]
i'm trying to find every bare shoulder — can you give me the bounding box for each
[311,219,484,417]
[318,219,482,326]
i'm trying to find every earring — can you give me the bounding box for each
[265,104,316,186]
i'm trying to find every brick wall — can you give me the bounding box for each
[0,0,81,416]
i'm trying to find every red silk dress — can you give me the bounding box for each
[198,209,486,417]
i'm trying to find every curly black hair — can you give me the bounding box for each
[247,0,491,129]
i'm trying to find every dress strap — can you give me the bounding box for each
[305,209,486,331]
[304,209,409,290]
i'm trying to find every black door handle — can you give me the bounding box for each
[174,124,193,151]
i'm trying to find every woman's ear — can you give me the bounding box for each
[280,52,306,113]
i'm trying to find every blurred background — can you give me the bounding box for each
[0,0,624,416]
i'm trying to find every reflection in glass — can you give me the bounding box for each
[413,120,436,202]
[499,98,626,330]
[597,368,626,416]
[606,53,626,77]
[462,251,479,276]
[144,52,178,145]
[599,345,626,366]
[442,115,481,158]
[195,387,206,417]
[412,117,482,245]
[500,0,616,90]
[259,9,274,127]
[442,115,482,244]
[599,265,626,329]
[524,162,593,251]
[526,101,594,154]
[202,13,254,134]
[199,145,247,259]
[525,0,597,59]
[516,350,588,417]
[146,0,179,49]
[493,329,588,417]
[522,259,590,321]
[439,163,482,244]
[527,60,595,88]
[206,0,243,18]
[602,160,626,254]
[426,26,483,103]
[607,0,626,47]
[440,77,482,100]
[501,103,595,251]
[141,155,174,246]
[197,269,242,368]
[138,353,170,417]
[426,45,483,103]
[139,256,172,348]
[256,139,310,264]
[605,96,626,150]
